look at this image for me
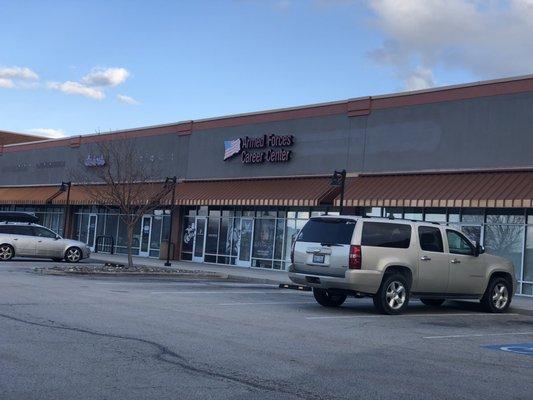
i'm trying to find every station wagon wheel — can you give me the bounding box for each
[0,244,14,261]
[373,274,410,315]
[481,277,511,313]
[65,247,81,263]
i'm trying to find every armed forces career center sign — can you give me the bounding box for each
[223,134,294,164]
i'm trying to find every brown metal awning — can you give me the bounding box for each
[338,171,533,208]
[0,183,173,206]
[174,177,339,206]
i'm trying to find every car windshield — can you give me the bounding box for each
[297,218,356,245]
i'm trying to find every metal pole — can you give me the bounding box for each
[339,170,346,215]
[164,176,177,267]
[62,182,71,238]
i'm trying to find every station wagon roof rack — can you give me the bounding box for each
[0,211,39,224]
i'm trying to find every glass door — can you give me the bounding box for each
[86,214,98,251]
[236,218,254,267]
[192,217,207,262]
[139,215,152,257]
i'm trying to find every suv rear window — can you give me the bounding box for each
[361,222,411,249]
[297,218,356,245]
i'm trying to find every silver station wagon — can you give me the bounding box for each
[0,223,90,263]
[289,216,516,314]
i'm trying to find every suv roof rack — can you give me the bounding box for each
[0,211,39,224]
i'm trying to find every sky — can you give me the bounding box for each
[0,0,532,138]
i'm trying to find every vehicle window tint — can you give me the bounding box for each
[361,222,411,249]
[418,226,444,253]
[33,227,57,238]
[446,230,474,255]
[0,225,14,234]
[13,226,34,236]
[297,218,356,245]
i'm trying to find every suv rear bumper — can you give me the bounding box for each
[288,269,382,295]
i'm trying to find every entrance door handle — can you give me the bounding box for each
[450,259,461,264]
[420,256,431,261]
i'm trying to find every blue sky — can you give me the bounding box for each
[0,0,531,137]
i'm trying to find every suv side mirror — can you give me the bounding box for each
[55,235,61,240]
[475,243,484,256]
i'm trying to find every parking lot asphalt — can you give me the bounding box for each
[1,259,532,400]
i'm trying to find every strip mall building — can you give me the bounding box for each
[1,76,532,296]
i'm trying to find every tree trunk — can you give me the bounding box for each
[127,223,134,268]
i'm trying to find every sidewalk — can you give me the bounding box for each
[89,253,292,285]
[88,253,533,315]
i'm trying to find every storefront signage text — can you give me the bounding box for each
[84,154,106,167]
[224,134,294,164]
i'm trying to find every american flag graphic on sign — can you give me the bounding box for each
[224,138,242,160]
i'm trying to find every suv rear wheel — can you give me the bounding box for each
[374,274,410,315]
[481,277,512,313]
[312,288,347,307]
[420,298,445,307]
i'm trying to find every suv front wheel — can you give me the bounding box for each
[481,277,512,313]
[374,274,410,315]
[313,288,347,307]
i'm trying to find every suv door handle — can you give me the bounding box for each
[450,259,461,264]
[420,256,431,261]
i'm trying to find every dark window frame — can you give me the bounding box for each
[446,229,475,256]
[418,226,444,253]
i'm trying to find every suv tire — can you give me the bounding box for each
[313,288,347,307]
[481,277,512,313]
[374,274,410,315]
[420,298,445,307]
[65,247,82,263]
[0,244,14,261]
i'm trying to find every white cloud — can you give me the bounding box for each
[27,128,66,138]
[404,67,435,91]
[82,67,130,87]
[367,0,533,89]
[0,66,39,81]
[0,78,15,88]
[0,66,39,89]
[48,81,105,100]
[117,94,140,105]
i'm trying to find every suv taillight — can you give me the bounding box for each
[290,240,296,263]
[349,245,361,269]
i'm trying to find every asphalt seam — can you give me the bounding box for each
[0,312,327,400]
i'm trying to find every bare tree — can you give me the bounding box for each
[73,139,174,267]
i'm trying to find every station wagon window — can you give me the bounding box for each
[446,230,475,255]
[418,226,444,252]
[361,222,411,249]
[33,227,57,238]
[0,225,15,234]
[12,226,34,236]
[297,218,356,245]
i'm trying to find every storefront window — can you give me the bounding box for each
[404,208,423,221]
[461,209,484,223]
[424,208,446,223]
[484,224,524,280]
[383,207,402,219]
[524,225,533,282]
[486,209,525,224]
[252,218,275,260]
[274,219,285,260]
[364,207,382,217]
[205,218,219,255]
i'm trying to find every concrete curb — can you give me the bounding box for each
[33,269,229,280]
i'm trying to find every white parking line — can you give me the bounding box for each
[305,313,519,320]
[217,301,315,306]
[423,331,533,339]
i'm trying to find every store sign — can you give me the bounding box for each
[223,134,294,164]
[84,154,106,167]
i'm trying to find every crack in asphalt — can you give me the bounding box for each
[0,312,327,400]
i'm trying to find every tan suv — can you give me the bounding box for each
[288,216,516,314]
